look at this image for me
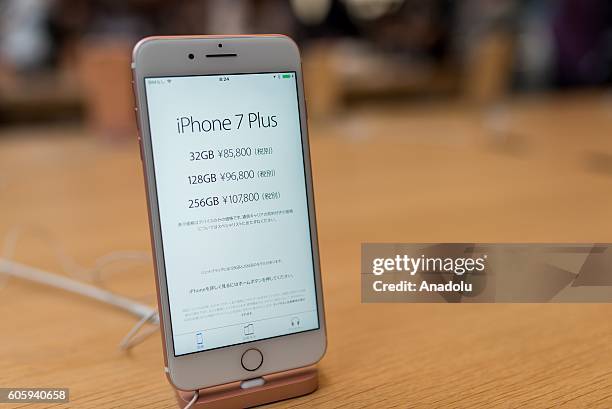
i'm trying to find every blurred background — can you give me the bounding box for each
[1,0,612,129]
[3,1,612,407]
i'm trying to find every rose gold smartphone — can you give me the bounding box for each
[132,35,326,391]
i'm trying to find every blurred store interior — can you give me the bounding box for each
[2,0,612,252]
[2,0,611,128]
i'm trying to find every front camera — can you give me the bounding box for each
[188,53,195,60]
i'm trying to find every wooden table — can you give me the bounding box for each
[2,92,612,408]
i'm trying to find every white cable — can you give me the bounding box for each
[0,257,158,323]
[0,226,160,350]
[1,225,85,282]
[0,225,151,285]
[89,251,152,284]
[118,309,160,351]
[184,390,200,409]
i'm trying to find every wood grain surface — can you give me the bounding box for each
[1,93,612,408]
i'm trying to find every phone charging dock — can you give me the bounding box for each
[175,365,318,408]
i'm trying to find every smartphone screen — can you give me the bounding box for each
[144,72,319,356]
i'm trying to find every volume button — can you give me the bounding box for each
[137,133,143,161]
[134,107,140,132]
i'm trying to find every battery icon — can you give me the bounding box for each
[282,74,291,79]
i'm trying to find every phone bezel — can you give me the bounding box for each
[132,35,326,391]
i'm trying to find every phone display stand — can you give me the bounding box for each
[175,365,318,409]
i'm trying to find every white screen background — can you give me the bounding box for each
[145,73,319,356]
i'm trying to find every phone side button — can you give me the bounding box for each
[241,348,263,371]
[133,107,140,131]
[137,134,143,161]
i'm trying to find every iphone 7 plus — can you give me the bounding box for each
[131,35,326,390]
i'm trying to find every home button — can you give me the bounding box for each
[241,348,263,371]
